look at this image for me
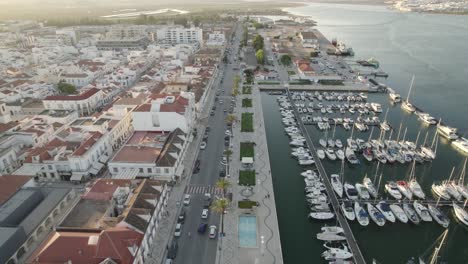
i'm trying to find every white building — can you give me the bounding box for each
[156,27,203,44]
[206,31,226,47]
[42,88,103,116]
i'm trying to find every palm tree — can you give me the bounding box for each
[226,114,238,125]
[211,198,230,236]
[216,178,231,197]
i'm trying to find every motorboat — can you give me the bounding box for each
[376,201,396,223]
[444,182,462,201]
[355,183,370,200]
[343,123,351,130]
[299,158,315,166]
[409,179,426,199]
[336,149,345,160]
[346,138,358,151]
[431,184,451,200]
[341,201,356,221]
[345,147,360,165]
[330,174,343,198]
[367,203,386,226]
[328,139,335,148]
[355,123,368,132]
[401,100,416,113]
[308,197,329,205]
[316,232,346,241]
[317,149,326,160]
[374,150,387,164]
[437,123,458,140]
[452,202,468,226]
[370,102,382,113]
[380,121,391,131]
[311,203,330,211]
[319,139,327,148]
[396,181,413,200]
[354,201,370,226]
[344,183,359,200]
[413,201,432,222]
[403,203,420,225]
[389,92,401,103]
[389,204,409,224]
[427,204,450,228]
[309,212,335,220]
[301,170,318,178]
[335,139,343,148]
[322,244,353,260]
[452,137,468,155]
[419,113,437,125]
[321,226,344,234]
[361,178,377,199]
[385,181,403,200]
[290,140,304,147]
[325,148,337,161]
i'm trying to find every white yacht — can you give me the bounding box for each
[419,113,437,125]
[335,139,343,148]
[380,121,391,131]
[316,232,346,241]
[336,149,345,160]
[355,183,370,200]
[401,100,416,113]
[341,201,356,221]
[309,212,335,220]
[319,139,327,148]
[344,183,359,200]
[367,203,386,226]
[321,226,344,234]
[330,174,343,198]
[389,92,401,103]
[452,137,468,155]
[396,181,413,200]
[322,244,353,260]
[385,181,403,200]
[409,179,426,199]
[376,201,396,223]
[317,149,326,160]
[403,203,420,225]
[363,177,378,198]
[327,139,335,148]
[301,170,318,178]
[370,103,382,113]
[354,201,369,226]
[345,147,360,165]
[431,183,451,200]
[437,123,459,140]
[389,204,409,223]
[452,202,468,226]
[413,201,432,222]
[427,204,450,228]
[325,148,337,161]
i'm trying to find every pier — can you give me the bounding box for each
[285,88,367,264]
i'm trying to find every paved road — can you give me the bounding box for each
[174,24,243,264]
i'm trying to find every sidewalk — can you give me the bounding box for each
[217,82,283,264]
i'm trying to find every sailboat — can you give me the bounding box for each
[367,202,386,226]
[401,75,416,113]
[341,201,356,221]
[452,201,468,226]
[403,203,421,225]
[331,174,344,198]
[413,201,432,222]
[452,158,468,199]
[376,201,396,223]
[380,108,391,131]
[428,204,450,228]
[416,230,449,264]
[408,161,426,199]
[354,201,370,226]
[389,203,409,223]
[421,132,438,160]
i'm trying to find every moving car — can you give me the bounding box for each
[209,225,218,239]
[183,194,191,206]
[198,223,208,233]
[178,210,185,223]
[201,209,209,219]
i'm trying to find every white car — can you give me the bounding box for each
[225,130,231,136]
[174,223,182,237]
[183,194,191,206]
[201,209,209,219]
[209,225,217,239]
[200,142,207,150]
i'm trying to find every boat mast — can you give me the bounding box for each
[396,122,403,141]
[373,162,380,185]
[459,158,467,186]
[368,126,374,142]
[340,158,345,184]
[406,75,415,104]
[428,230,449,264]
[423,131,429,146]
[415,131,421,147]
[430,131,437,148]
[401,127,408,143]
[388,129,393,141]
[375,173,383,202]
[332,122,337,139]
[447,167,455,183]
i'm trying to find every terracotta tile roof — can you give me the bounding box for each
[112,146,161,163]
[72,132,103,156]
[0,121,19,133]
[0,175,32,205]
[83,179,133,200]
[26,228,143,264]
[44,88,100,101]
[133,103,151,112]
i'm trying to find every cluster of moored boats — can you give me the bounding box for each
[316,226,354,262]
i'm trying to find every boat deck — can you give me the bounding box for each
[285,88,367,264]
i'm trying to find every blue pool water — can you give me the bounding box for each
[238,215,257,247]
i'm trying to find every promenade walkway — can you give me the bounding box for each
[285,88,367,264]
[217,84,283,264]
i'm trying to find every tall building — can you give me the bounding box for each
[156,26,203,44]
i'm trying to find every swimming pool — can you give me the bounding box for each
[238,215,257,247]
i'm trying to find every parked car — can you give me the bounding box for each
[174,223,182,237]
[200,141,207,150]
[167,240,178,259]
[183,194,191,206]
[201,209,209,219]
[198,223,208,233]
[225,130,231,136]
[209,225,218,239]
[210,110,215,116]
[164,259,173,264]
[219,170,226,178]
[193,159,201,173]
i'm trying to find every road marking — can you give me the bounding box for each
[185,184,223,195]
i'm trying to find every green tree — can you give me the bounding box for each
[211,198,230,235]
[216,178,231,197]
[226,114,238,125]
[255,49,265,65]
[253,35,264,51]
[57,81,76,94]
[280,54,292,66]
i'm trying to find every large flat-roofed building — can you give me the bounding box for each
[97,25,150,51]
[156,26,203,44]
[0,175,76,264]
[42,88,103,116]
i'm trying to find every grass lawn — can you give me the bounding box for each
[240,142,255,159]
[239,170,256,186]
[238,200,257,209]
[242,86,252,94]
[242,98,252,107]
[241,113,254,132]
